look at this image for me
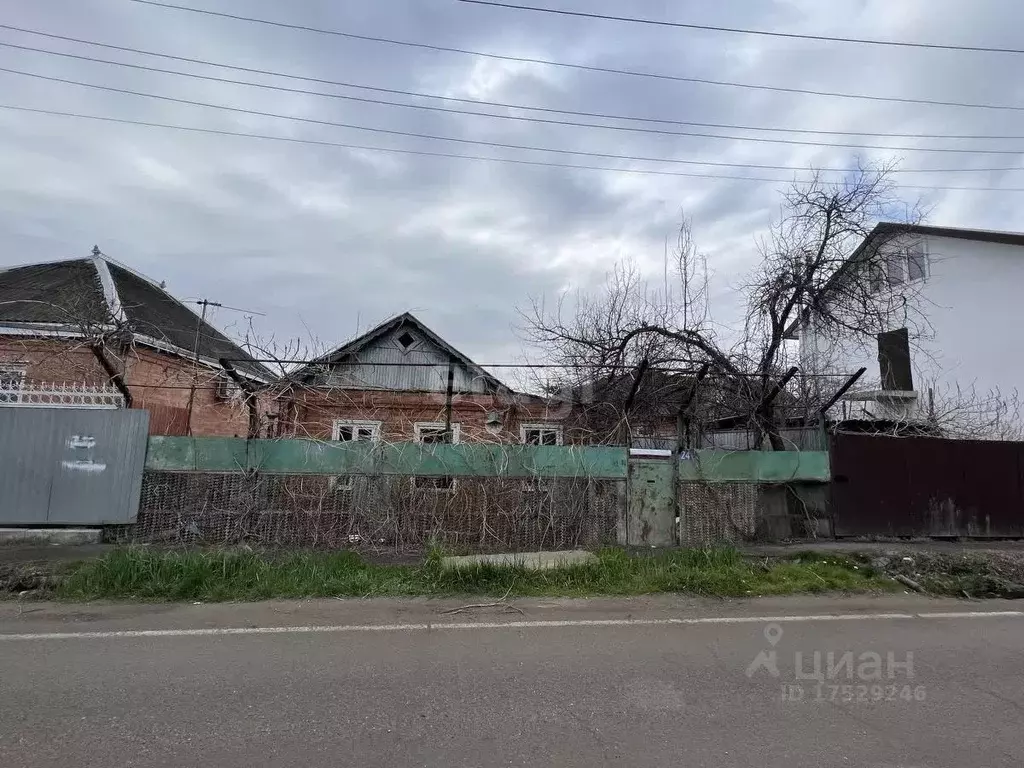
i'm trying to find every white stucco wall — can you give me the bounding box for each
[801,233,1024,420]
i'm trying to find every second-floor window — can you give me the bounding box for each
[881,241,928,289]
[906,241,928,281]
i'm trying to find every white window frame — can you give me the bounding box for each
[331,419,382,442]
[905,240,929,283]
[414,421,461,444]
[413,421,459,492]
[0,366,26,405]
[331,420,380,491]
[520,423,563,446]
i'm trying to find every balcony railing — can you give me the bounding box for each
[0,380,124,409]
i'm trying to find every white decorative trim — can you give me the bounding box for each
[0,378,123,409]
[414,421,461,444]
[91,255,126,324]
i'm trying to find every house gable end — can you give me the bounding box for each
[301,313,504,394]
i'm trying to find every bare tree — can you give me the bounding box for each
[521,163,925,448]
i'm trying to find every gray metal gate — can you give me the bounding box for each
[626,454,677,546]
[0,408,149,525]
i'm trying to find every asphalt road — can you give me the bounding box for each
[0,595,1022,767]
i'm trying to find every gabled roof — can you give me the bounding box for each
[786,221,1024,339]
[870,222,1024,247]
[290,311,508,391]
[0,253,271,380]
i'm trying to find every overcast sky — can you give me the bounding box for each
[2,0,1022,366]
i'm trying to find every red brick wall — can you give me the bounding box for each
[126,348,256,437]
[280,387,569,444]
[0,336,264,437]
[0,337,109,385]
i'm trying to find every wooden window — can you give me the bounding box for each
[395,331,418,353]
[332,420,381,442]
[520,424,563,446]
[414,422,460,444]
[414,422,458,490]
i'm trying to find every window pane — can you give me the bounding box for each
[356,428,374,440]
[907,244,926,281]
[524,429,540,445]
[337,426,354,441]
[541,431,558,446]
[419,426,451,444]
[886,252,904,286]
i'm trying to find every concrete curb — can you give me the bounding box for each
[0,528,102,547]
[442,550,597,571]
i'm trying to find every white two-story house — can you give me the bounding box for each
[793,222,1024,434]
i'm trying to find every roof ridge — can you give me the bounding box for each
[90,249,125,323]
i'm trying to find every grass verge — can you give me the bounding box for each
[53,547,896,602]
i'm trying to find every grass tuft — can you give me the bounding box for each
[54,546,896,602]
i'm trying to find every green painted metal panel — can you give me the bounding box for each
[678,450,829,483]
[145,438,628,478]
[146,438,826,482]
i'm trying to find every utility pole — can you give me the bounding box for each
[443,356,456,443]
[185,298,221,436]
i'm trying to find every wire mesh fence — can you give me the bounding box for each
[678,482,760,546]
[118,470,623,553]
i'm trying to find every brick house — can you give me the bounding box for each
[0,249,272,436]
[277,313,566,446]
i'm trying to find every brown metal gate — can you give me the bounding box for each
[830,433,1024,538]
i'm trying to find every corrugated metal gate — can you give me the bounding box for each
[0,408,150,525]
[830,433,1024,537]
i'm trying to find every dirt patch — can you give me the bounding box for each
[863,551,1024,599]
[0,561,62,595]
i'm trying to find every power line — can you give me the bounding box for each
[6,66,1024,173]
[5,103,1024,193]
[116,4,1024,113]
[4,32,1024,140]
[459,0,1024,56]
[5,42,1024,154]
[220,357,857,377]
[0,103,816,183]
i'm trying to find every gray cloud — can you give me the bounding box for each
[1,0,1022,367]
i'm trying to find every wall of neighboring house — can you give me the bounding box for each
[0,336,257,437]
[281,387,566,445]
[0,337,110,385]
[801,234,1024,421]
[126,347,257,437]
